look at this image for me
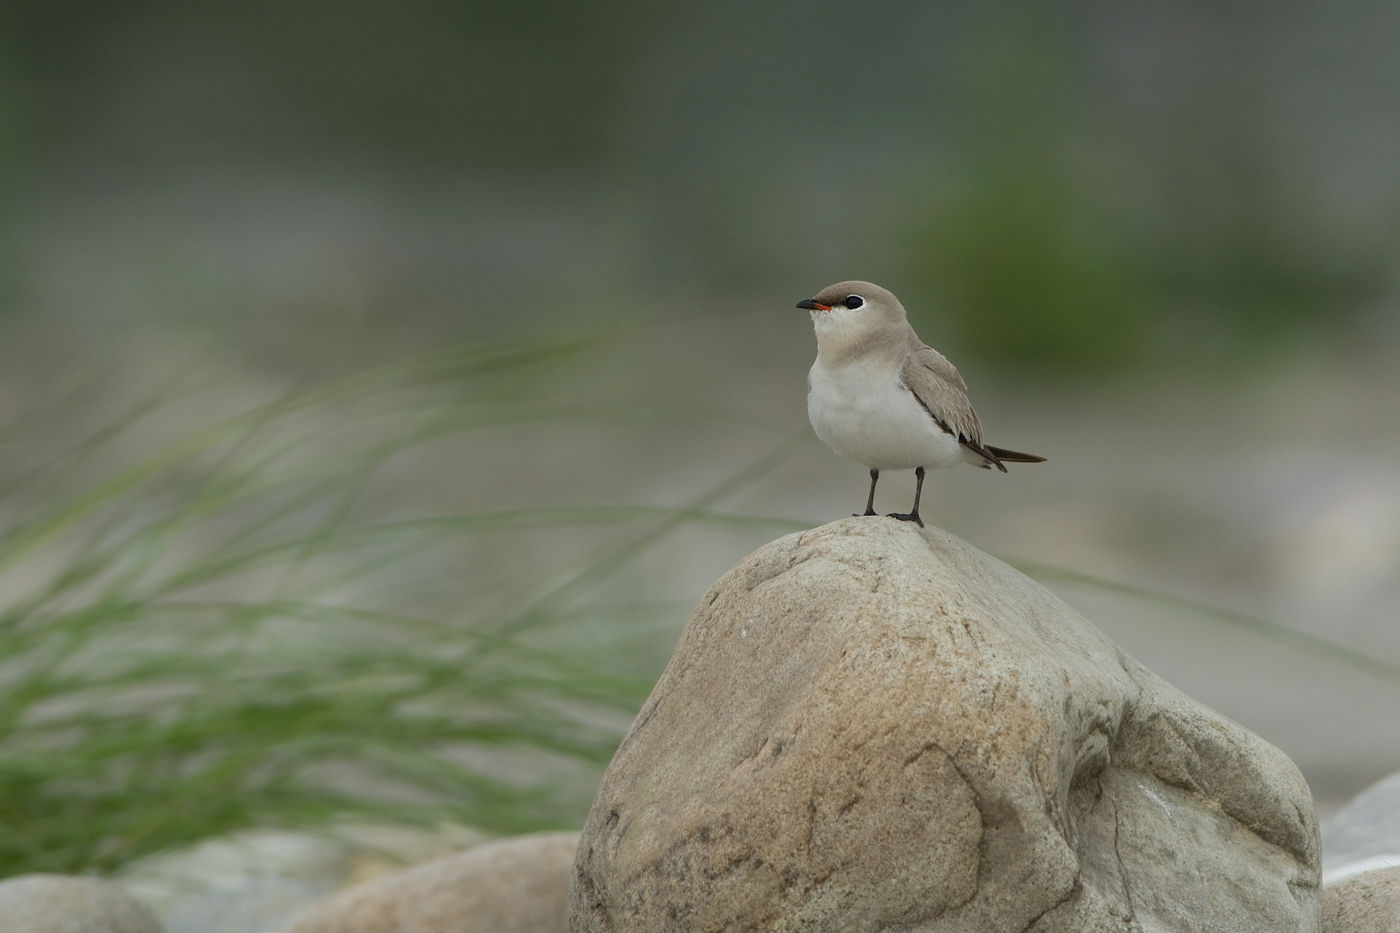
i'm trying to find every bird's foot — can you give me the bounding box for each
[853,508,878,517]
[886,511,924,528]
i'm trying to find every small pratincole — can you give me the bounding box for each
[797,280,1044,527]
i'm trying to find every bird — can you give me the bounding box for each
[797,280,1044,527]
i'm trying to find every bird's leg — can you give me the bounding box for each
[854,468,879,517]
[887,466,926,527]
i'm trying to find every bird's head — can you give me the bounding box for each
[796,281,908,356]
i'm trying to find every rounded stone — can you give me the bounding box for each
[1324,865,1400,932]
[0,874,163,933]
[291,831,577,933]
[571,519,1321,932]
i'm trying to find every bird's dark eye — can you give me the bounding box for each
[844,295,864,310]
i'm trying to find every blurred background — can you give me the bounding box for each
[2,0,1398,913]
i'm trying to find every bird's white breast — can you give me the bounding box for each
[807,356,965,471]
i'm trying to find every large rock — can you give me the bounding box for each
[1323,866,1400,932]
[570,519,1320,932]
[291,831,577,933]
[0,874,163,933]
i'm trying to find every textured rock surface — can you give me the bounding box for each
[291,831,577,933]
[570,518,1320,932]
[1323,866,1400,932]
[0,874,163,933]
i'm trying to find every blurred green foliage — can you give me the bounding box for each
[1,0,663,172]
[892,18,1388,372]
[904,170,1140,372]
[1,3,1396,368]
[896,24,1143,370]
[901,160,1385,372]
[0,327,811,875]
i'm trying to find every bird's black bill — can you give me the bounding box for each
[796,298,830,311]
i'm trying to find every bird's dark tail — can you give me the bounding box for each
[984,445,1046,464]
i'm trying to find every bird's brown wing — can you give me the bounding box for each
[899,344,1007,472]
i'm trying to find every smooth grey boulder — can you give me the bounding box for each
[0,874,163,933]
[1323,769,1400,885]
[117,822,487,933]
[291,831,577,933]
[570,518,1320,932]
[1323,866,1400,932]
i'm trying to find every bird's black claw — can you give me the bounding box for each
[887,511,924,528]
[853,509,878,517]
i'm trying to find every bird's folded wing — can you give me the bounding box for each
[899,345,1005,470]
[898,345,982,441]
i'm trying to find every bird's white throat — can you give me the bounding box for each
[810,309,881,361]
